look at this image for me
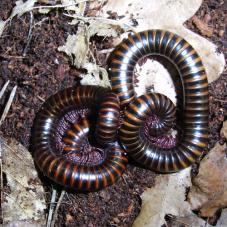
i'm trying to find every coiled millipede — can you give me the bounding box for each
[33,86,128,191]
[108,29,208,172]
[33,29,209,190]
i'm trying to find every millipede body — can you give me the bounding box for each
[33,86,127,191]
[32,29,209,190]
[108,29,208,172]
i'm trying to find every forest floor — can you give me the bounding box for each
[0,0,226,226]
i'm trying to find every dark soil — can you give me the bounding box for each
[0,0,226,226]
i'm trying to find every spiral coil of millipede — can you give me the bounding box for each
[32,30,208,191]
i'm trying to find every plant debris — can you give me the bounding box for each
[133,169,209,227]
[191,15,214,37]
[58,25,89,68]
[188,142,227,220]
[0,0,226,226]
[1,137,46,225]
[221,120,227,139]
[80,63,111,87]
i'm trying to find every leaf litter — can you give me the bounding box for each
[1,137,46,225]
[0,0,226,226]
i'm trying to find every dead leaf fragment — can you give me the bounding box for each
[220,120,227,139]
[58,18,123,72]
[0,0,37,37]
[188,142,227,217]
[133,168,207,227]
[101,0,225,83]
[192,15,213,37]
[61,0,86,15]
[165,213,212,227]
[38,0,59,4]
[86,0,104,17]
[0,20,7,37]
[1,137,46,225]
[80,63,111,87]
[58,25,89,67]
[10,0,37,18]
[88,20,124,38]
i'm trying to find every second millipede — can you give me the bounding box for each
[108,29,209,172]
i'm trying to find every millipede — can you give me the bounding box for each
[108,29,208,172]
[32,29,209,190]
[32,86,128,191]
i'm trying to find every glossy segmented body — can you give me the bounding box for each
[33,86,127,191]
[62,118,90,153]
[108,29,209,172]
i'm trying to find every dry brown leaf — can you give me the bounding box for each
[88,19,124,38]
[133,169,207,227]
[192,15,213,37]
[1,137,46,225]
[10,0,37,18]
[58,24,89,67]
[58,18,123,70]
[101,0,225,83]
[61,0,86,14]
[188,142,227,217]
[86,0,104,17]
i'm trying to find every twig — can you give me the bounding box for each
[0,81,10,100]
[50,190,65,227]
[37,95,45,102]
[0,85,17,127]
[23,12,34,56]
[34,17,49,27]
[213,98,227,103]
[97,0,106,17]
[33,0,91,10]
[0,55,26,59]
[63,13,136,32]
[89,48,97,65]
[0,140,3,224]
[98,48,114,54]
[46,188,57,227]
